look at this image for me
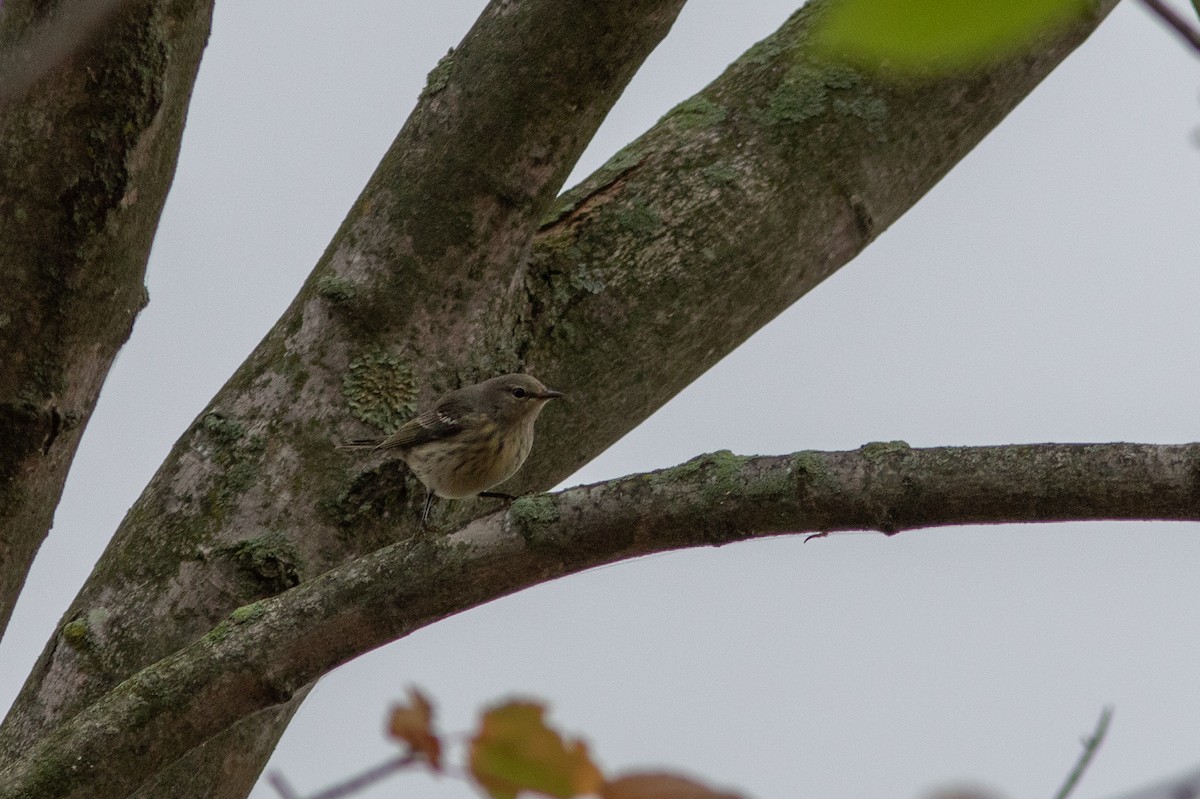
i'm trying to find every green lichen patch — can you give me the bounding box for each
[539,261,608,317]
[230,601,267,625]
[523,230,614,346]
[200,412,246,446]
[743,34,789,66]
[652,450,753,504]
[197,412,268,506]
[61,619,90,650]
[508,494,561,547]
[221,456,262,498]
[615,199,662,236]
[203,619,232,645]
[766,61,886,138]
[316,274,356,303]
[860,440,912,461]
[768,64,834,126]
[661,96,727,131]
[745,462,795,502]
[602,144,646,177]
[59,607,110,652]
[791,450,834,489]
[700,163,738,186]
[342,348,417,434]
[832,93,889,139]
[421,48,455,99]
[567,263,607,295]
[220,531,304,596]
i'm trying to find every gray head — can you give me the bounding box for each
[470,374,564,427]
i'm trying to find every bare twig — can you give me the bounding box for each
[1138,0,1200,55]
[267,772,300,799]
[1051,707,1114,799]
[270,755,418,799]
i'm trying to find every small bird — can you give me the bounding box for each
[341,373,564,518]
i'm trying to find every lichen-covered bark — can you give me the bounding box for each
[0,0,214,635]
[0,0,1121,794]
[501,3,1120,493]
[129,693,308,799]
[0,0,688,779]
[2,440,1197,799]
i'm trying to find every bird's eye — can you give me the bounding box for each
[511,387,527,398]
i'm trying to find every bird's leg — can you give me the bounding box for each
[421,489,435,527]
[479,491,518,501]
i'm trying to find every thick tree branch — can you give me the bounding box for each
[0,0,214,636]
[0,0,1120,793]
[0,0,688,789]
[2,441,1196,799]
[500,0,1122,495]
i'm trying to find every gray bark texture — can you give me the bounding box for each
[0,0,1129,796]
[0,0,214,638]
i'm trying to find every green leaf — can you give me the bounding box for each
[814,0,1091,73]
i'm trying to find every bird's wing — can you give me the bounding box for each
[374,397,467,451]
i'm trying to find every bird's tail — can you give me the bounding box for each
[336,439,383,450]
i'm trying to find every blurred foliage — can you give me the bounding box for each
[469,701,604,799]
[388,687,442,771]
[813,0,1091,74]
[269,690,1105,799]
[382,692,743,799]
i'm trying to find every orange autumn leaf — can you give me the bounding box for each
[387,687,442,771]
[469,700,604,799]
[602,772,747,799]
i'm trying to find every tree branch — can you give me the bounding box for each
[0,0,687,790]
[268,754,417,799]
[1052,707,1113,799]
[1,441,1195,799]
[0,0,1121,792]
[1138,0,1200,55]
[0,0,215,636]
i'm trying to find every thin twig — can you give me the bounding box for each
[1138,0,1200,55]
[1051,707,1114,799]
[267,773,300,799]
[270,754,418,799]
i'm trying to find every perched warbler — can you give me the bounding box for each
[342,374,564,512]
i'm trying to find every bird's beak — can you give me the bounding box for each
[537,389,565,400]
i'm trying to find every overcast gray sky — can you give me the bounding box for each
[2,2,1200,798]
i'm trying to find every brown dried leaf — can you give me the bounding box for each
[387,687,442,771]
[601,772,747,799]
[469,700,604,799]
